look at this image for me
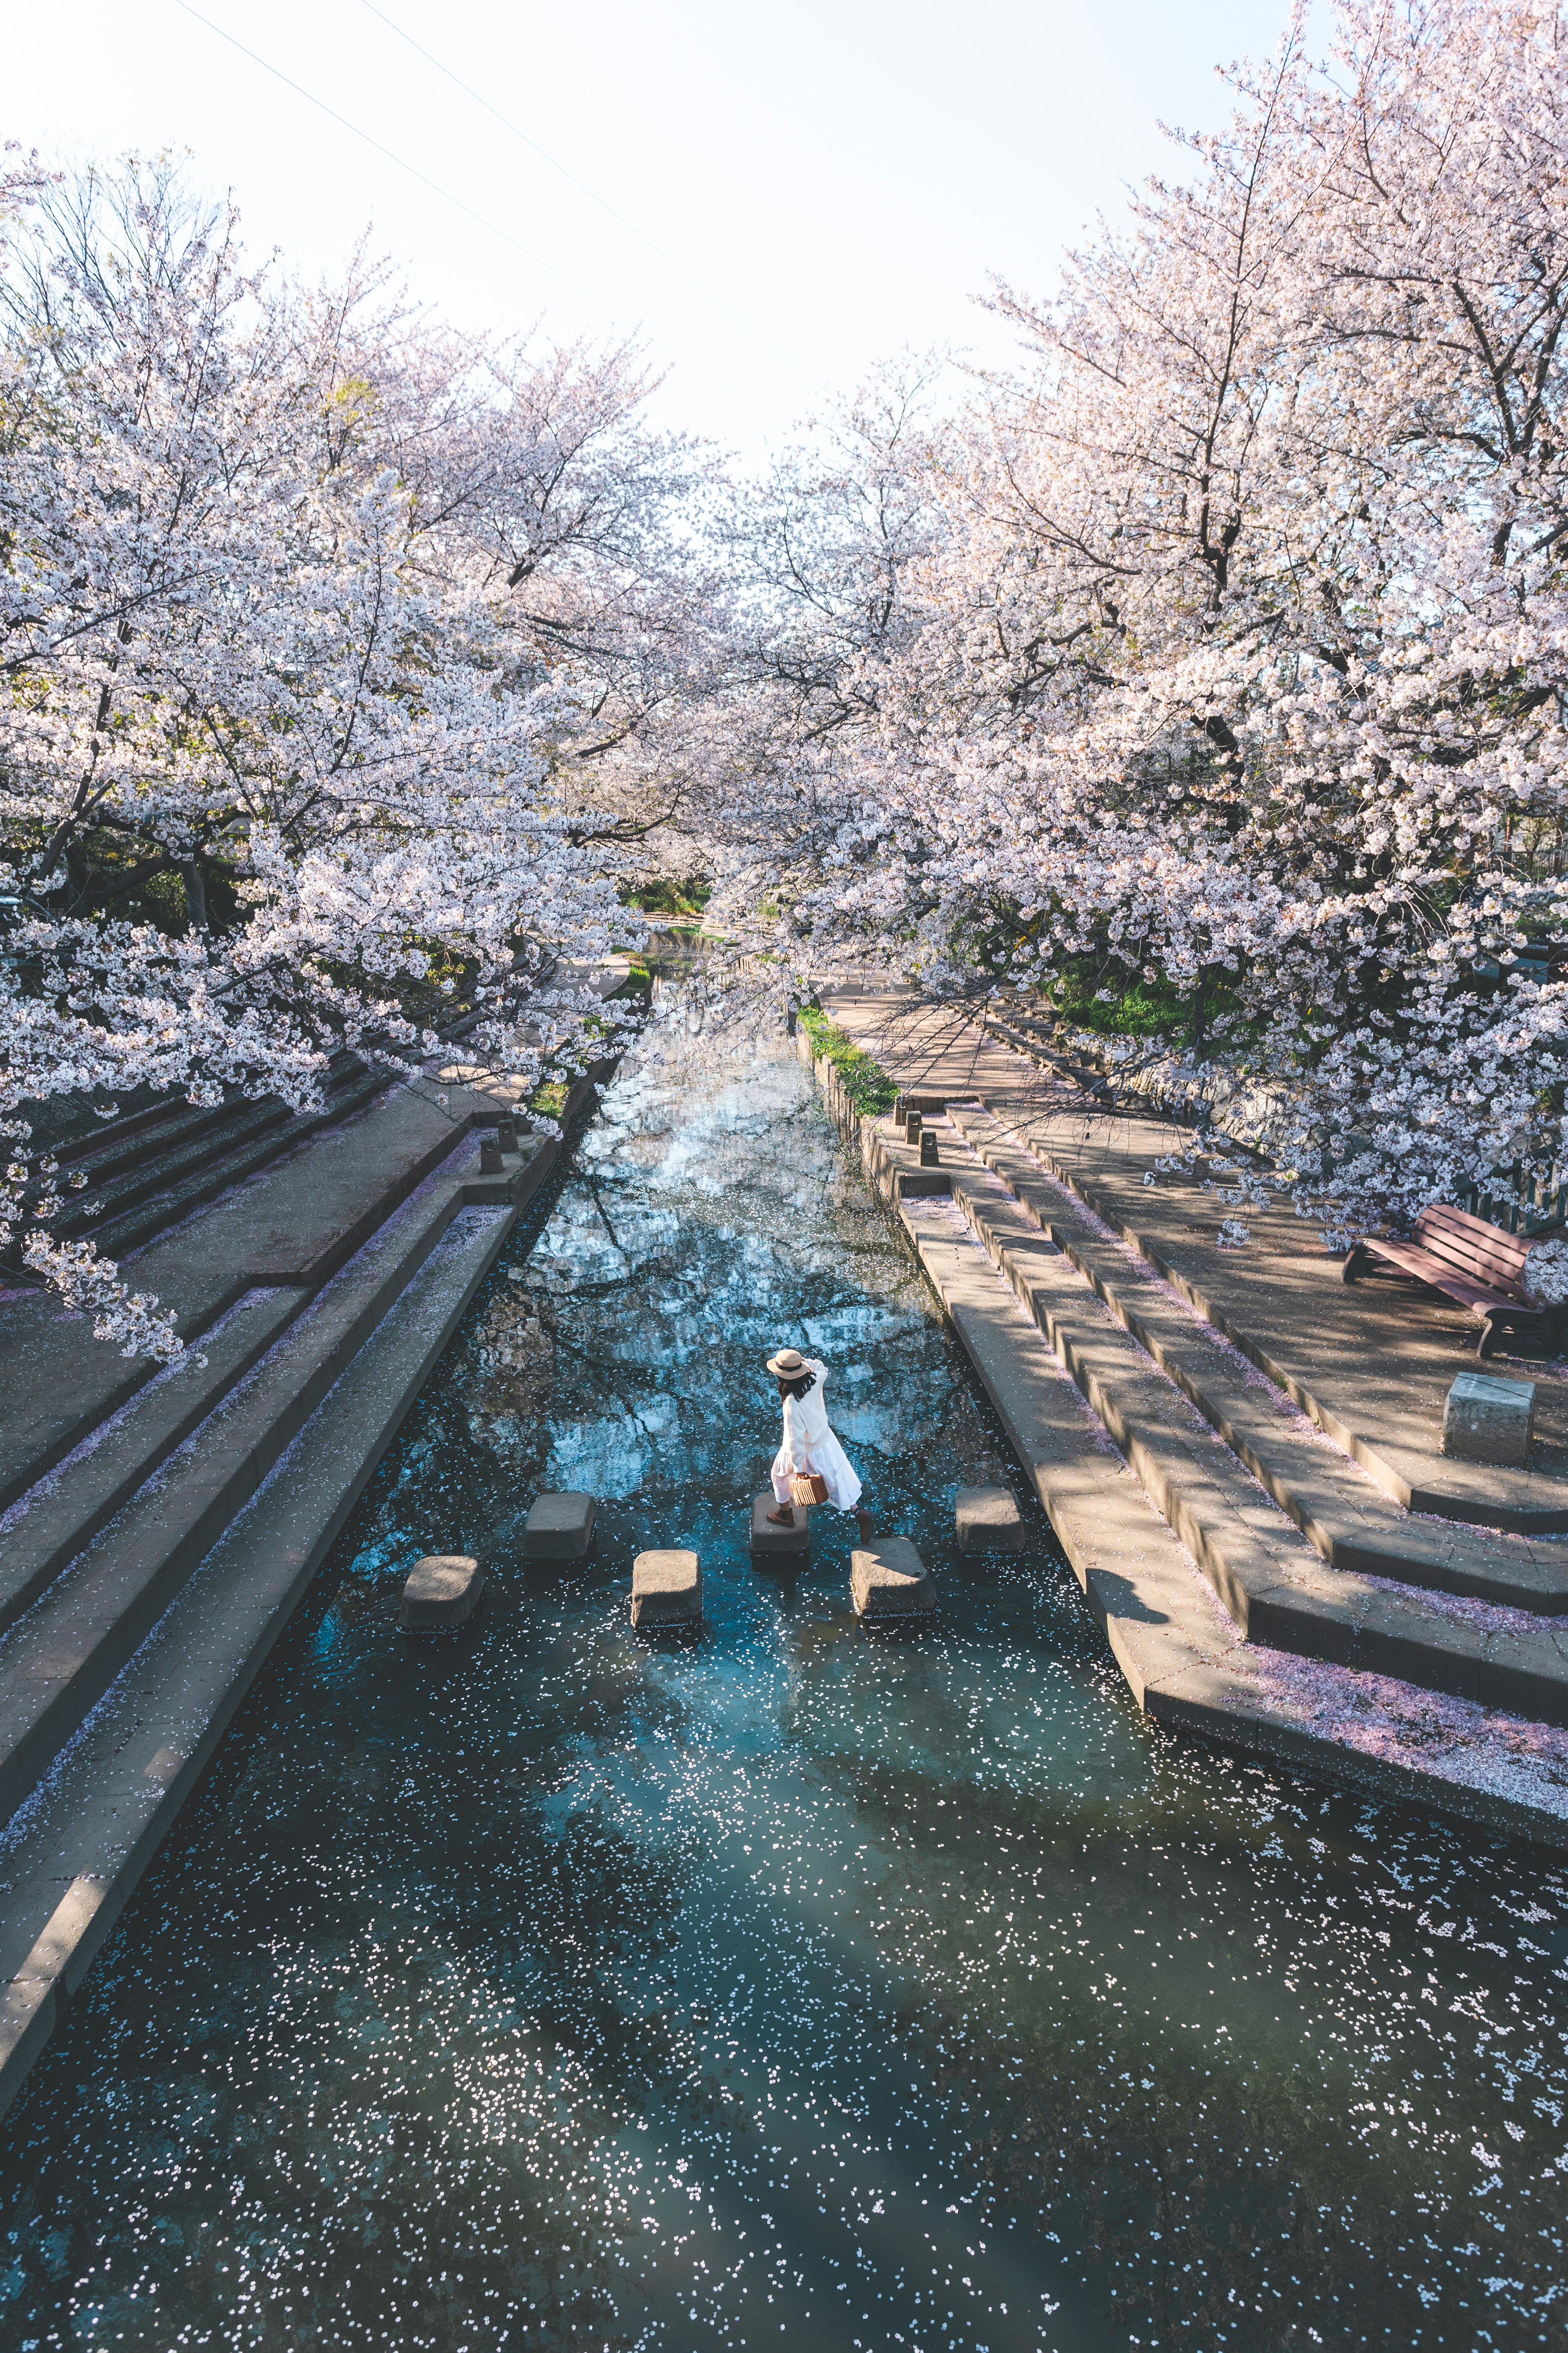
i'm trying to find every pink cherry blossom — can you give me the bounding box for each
[1,159,717,1353]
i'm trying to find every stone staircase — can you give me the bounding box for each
[8,1053,388,1274]
[0,1144,517,1826]
[818,1063,1568,1741]
[949,1115,1568,1614]
[0,1183,525,2110]
[5,953,601,1277]
[0,1068,604,2117]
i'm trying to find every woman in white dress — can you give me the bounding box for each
[765,1346,873,1541]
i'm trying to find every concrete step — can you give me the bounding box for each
[891,1189,1568,1849]
[947,1108,1568,1615]
[11,1057,373,1259]
[74,1075,329,1186]
[925,1131,1568,1724]
[45,1095,239,1187]
[55,1098,296,1233]
[0,1135,500,1828]
[0,1085,494,1521]
[980,1010,1106,1093]
[0,1288,310,1641]
[0,1198,517,2122]
[82,1070,388,1261]
[973,1106,1568,1536]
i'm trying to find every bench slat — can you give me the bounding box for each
[1361,1235,1542,1318]
[1418,1233,1531,1282]
[1420,1204,1523,1242]
[1419,1200,1530,1247]
[1363,1236,1501,1302]
[1418,1206,1531,1265]
[1417,1235,1530,1294]
[1412,1208,1532,1295]
[1409,1224,1519,1269]
[1417,1202,1532,1260]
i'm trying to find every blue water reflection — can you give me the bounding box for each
[0,1033,1565,2351]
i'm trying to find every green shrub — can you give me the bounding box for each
[1047,967,1191,1040]
[619,877,711,918]
[796,1006,897,1116]
[528,1078,570,1122]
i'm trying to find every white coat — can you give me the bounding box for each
[770,1357,863,1512]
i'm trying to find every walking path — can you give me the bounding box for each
[801,996,1568,1847]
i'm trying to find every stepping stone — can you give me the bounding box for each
[750,1492,811,1561]
[955,1485,1025,1553]
[401,1555,485,1630]
[523,1491,597,1561]
[1442,1372,1536,1468]
[631,1549,702,1628]
[851,1535,935,1619]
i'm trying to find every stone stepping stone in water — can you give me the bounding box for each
[955,1485,1025,1553]
[631,1548,702,1628]
[851,1535,935,1619]
[523,1491,598,1561]
[401,1554,485,1630]
[750,1492,810,1562]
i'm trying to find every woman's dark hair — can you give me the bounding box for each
[777,1370,817,1400]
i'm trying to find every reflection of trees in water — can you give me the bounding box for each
[470,1280,560,1481]
[444,1046,952,1508]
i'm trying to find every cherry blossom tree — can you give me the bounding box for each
[1,158,717,1353]
[692,359,956,956]
[747,0,1568,1241]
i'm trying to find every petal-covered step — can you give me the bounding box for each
[945,1107,1568,1615]
[920,1129,1568,1723]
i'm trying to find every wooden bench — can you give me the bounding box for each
[1343,1204,1555,1358]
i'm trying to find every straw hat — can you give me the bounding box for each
[766,1346,808,1378]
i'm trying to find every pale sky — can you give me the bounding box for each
[7,0,1298,458]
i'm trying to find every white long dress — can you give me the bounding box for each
[770,1358,863,1512]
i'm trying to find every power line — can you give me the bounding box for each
[358,0,804,379]
[171,0,768,420]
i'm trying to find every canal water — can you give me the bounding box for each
[2,1026,1566,2352]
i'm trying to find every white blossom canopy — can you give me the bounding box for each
[0,158,720,1354]
[716,0,1568,1243]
